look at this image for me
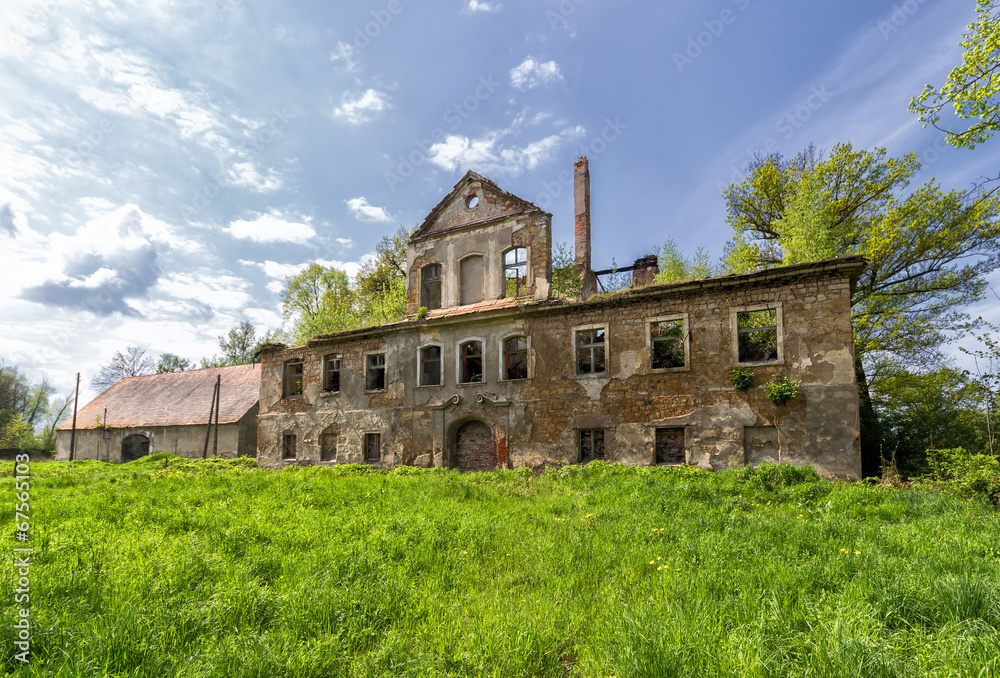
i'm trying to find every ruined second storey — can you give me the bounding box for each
[405,171,552,316]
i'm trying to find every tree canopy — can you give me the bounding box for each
[201,321,279,367]
[909,1,1000,153]
[90,346,155,392]
[723,142,1000,387]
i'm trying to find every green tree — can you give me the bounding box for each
[90,346,155,392]
[202,321,279,367]
[655,237,717,284]
[550,242,583,298]
[156,353,193,373]
[723,142,1000,475]
[281,265,358,345]
[354,226,409,323]
[910,0,1000,191]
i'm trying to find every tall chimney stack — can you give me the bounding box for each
[574,157,596,299]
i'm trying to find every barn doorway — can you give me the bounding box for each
[454,420,494,471]
[121,434,150,462]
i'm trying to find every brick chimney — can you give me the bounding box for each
[631,255,660,288]
[574,157,597,300]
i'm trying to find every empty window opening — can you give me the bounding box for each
[651,319,686,369]
[580,429,605,463]
[576,328,606,375]
[323,355,341,392]
[460,340,483,383]
[366,353,386,391]
[282,433,297,460]
[503,248,528,298]
[283,360,304,398]
[737,308,778,363]
[466,194,479,209]
[503,335,528,380]
[420,345,442,386]
[460,255,485,305]
[655,428,685,465]
[421,264,442,310]
[364,432,381,462]
[320,427,337,462]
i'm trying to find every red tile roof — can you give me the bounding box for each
[424,296,523,319]
[58,364,260,430]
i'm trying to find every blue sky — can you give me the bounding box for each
[1,0,997,400]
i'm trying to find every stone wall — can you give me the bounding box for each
[257,258,863,480]
[55,422,244,462]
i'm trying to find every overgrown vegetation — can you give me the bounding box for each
[2,458,999,676]
[0,363,70,455]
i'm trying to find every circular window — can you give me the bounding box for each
[466,194,479,209]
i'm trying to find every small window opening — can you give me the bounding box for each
[320,429,337,462]
[651,320,685,369]
[324,355,341,392]
[503,335,528,380]
[576,328,606,375]
[421,264,442,310]
[460,341,483,383]
[283,360,304,397]
[366,353,386,391]
[365,432,381,462]
[282,433,297,460]
[580,429,605,463]
[503,248,528,298]
[420,345,442,386]
[737,309,778,363]
[655,428,685,465]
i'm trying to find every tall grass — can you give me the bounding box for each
[2,457,999,676]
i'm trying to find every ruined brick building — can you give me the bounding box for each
[257,158,864,479]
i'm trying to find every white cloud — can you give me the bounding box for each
[224,212,316,244]
[346,197,393,223]
[428,125,585,175]
[510,57,563,90]
[332,89,390,125]
[466,0,502,12]
[336,237,354,247]
[330,41,357,71]
[156,271,252,310]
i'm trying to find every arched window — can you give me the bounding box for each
[503,248,528,298]
[421,264,442,310]
[459,255,484,305]
[459,340,483,383]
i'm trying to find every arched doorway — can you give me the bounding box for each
[454,420,494,472]
[121,434,150,462]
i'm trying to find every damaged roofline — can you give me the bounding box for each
[258,255,867,351]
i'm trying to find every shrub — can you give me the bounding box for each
[416,306,428,320]
[729,368,755,391]
[920,447,1000,504]
[764,375,800,405]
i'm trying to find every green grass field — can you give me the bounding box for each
[2,456,1000,677]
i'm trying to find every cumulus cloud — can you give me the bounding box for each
[466,0,502,12]
[224,211,316,244]
[510,57,563,90]
[332,89,390,125]
[346,197,393,223]
[428,125,586,175]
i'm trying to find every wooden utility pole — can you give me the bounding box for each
[202,377,218,459]
[69,373,80,461]
[212,375,221,457]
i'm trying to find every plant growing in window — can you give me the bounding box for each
[729,367,755,391]
[416,306,428,320]
[764,375,800,405]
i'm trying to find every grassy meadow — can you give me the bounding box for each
[2,456,1000,677]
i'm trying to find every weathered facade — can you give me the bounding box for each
[258,160,864,480]
[56,364,260,462]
